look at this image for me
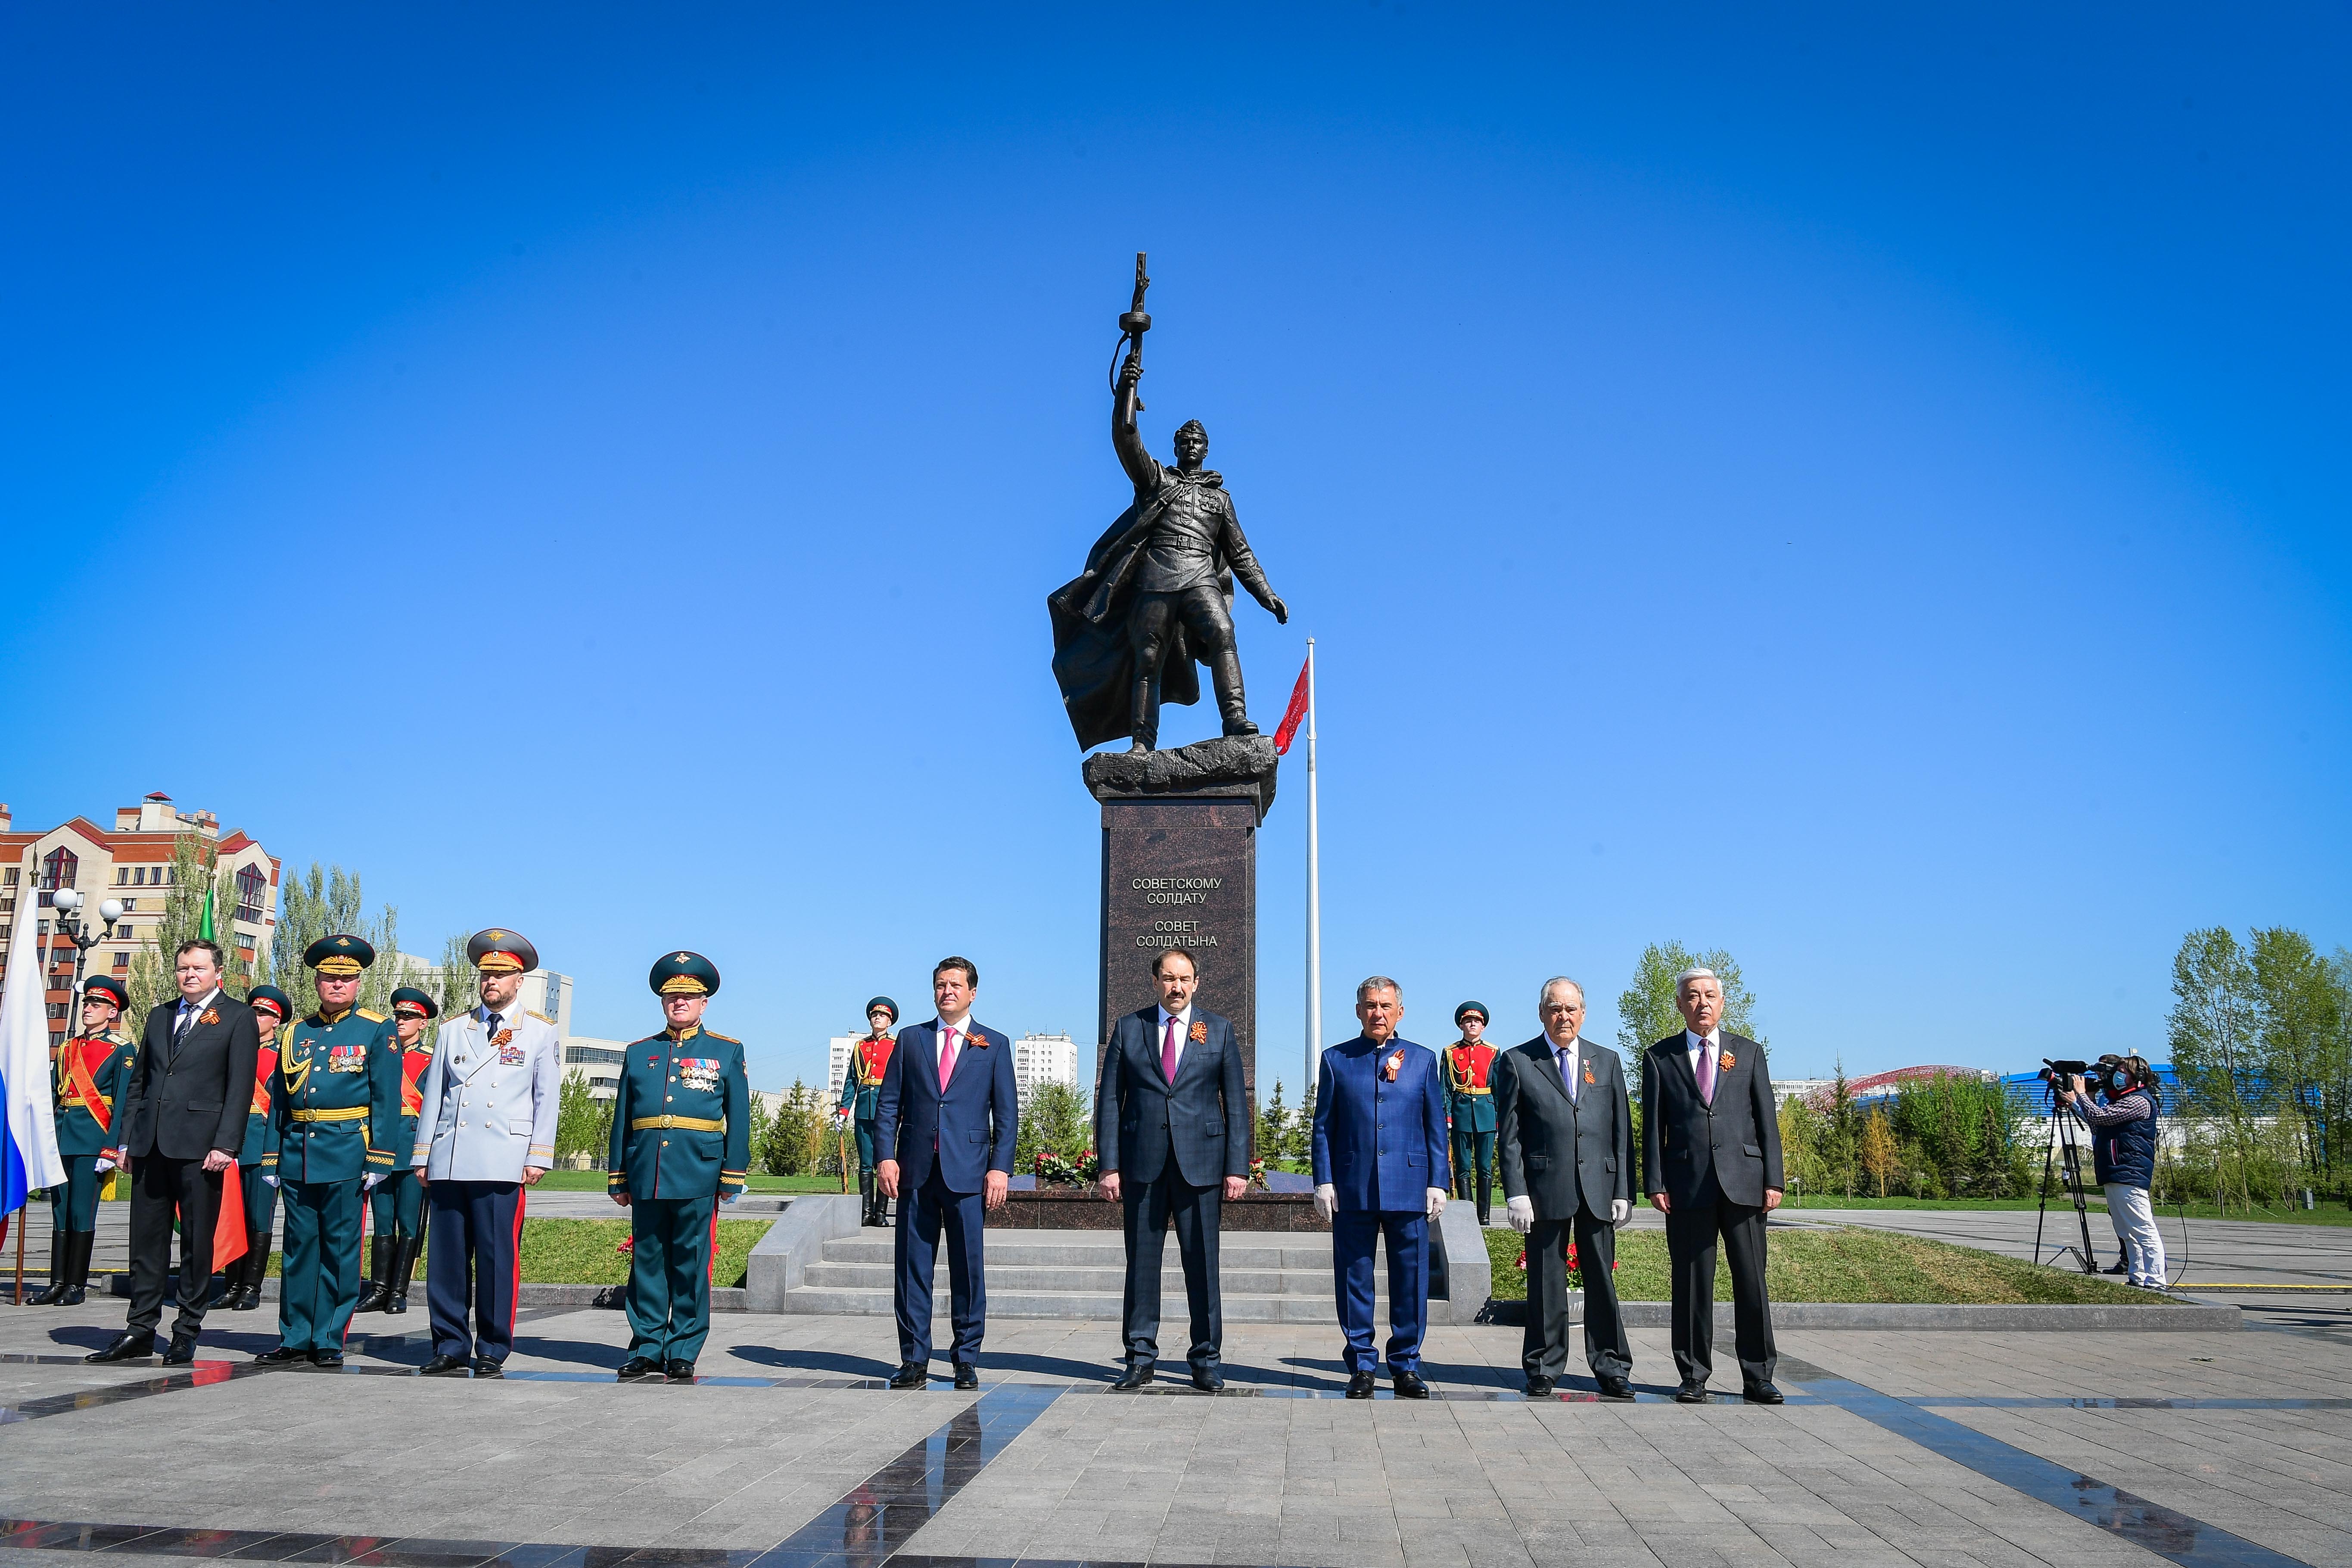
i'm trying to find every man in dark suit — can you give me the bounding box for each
[1495,978,1635,1398]
[874,955,1018,1391]
[1094,946,1250,1391]
[88,939,260,1365]
[1642,967,1785,1404]
[1311,976,1451,1399]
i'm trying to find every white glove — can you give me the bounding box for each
[363,1173,382,1191]
[93,1157,115,1174]
[1610,1198,1631,1227]
[721,1191,740,1206]
[262,1174,280,1188]
[1426,1187,1447,1220]
[1313,1183,1337,1223]
[1506,1195,1534,1233]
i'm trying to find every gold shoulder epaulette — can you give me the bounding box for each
[526,1010,551,1024]
[357,1008,387,1023]
[704,1030,741,1045]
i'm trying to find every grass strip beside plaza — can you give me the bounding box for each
[529,1170,842,1193]
[261,1218,775,1286]
[1481,1224,2154,1305]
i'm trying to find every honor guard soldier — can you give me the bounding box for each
[835,997,897,1227]
[29,977,137,1306]
[256,936,402,1368]
[610,951,750,1383]
[411,929,560,1378]
[356,987,437,1315]
[1445,1002,1499,1226]
[222,985,291,1311]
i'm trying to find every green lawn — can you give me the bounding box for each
[261,1218,775,1285]
[1482,1225,2154,1305]
[529,1170,844,1194]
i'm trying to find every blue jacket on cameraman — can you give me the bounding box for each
[2077,1073,2159,1189]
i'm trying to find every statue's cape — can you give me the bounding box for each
[1046,475,1235,751]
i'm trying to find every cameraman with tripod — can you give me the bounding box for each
[2059,1055,2167,1290]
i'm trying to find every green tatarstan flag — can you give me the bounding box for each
[199,884,216,943]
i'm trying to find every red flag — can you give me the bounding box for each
[212,1163,247,1272]
[1272,654,1312,756]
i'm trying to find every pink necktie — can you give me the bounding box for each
[1162,1016,1180,1082]
[1696,1042,1715,1104]
[938,1027,958,1090]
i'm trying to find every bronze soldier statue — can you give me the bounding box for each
[1049,261,1288,752]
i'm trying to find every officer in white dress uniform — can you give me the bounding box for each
[408,927,561,1378]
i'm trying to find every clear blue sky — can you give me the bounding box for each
[5,5,2346,1092]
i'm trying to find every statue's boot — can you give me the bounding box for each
[1210,650,1256,736]
[28,1230,70,1305]
[1129,675,1161,752]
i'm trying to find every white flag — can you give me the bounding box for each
[2,897,67,1213]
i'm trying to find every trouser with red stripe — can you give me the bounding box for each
[624,1195,717,1365]
[426,1180,524,1363]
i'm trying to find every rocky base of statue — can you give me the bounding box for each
[1082,734,1279,817]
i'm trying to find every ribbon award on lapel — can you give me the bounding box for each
[1383,1048,1404,1082]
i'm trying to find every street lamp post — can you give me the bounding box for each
[47,887,124,1028]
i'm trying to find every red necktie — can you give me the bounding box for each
[1696,1041,1715,1105]
[1162,1015,1180,1082]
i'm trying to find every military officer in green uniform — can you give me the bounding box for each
[357,986,437,1315]
[609,951,750,1383]
[29,977,137,1306]
[221,984,290,1311]
[834,996,898,1227]
[256,935,402,1368]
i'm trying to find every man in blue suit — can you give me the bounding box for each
[874,955,1018,1391]
[1312,975,1452,1399]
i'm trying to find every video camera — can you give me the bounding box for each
[2041,1056,2136,1097]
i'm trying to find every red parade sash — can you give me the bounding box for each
[63,1043,114,1136]
[251,1046,279,1116]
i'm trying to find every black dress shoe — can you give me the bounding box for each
[665,1360,696,1383]
[888,1363,928,1390]
[85,1330,155,1364]
[1190,1368,1223,1393]
[161,1338,197,1366]
[419,1353,471,1376]
[1345,1370,1376,1399]
[1524,1375,1556,1397]
[254,1345,308,1365]
[1598,1375,1635,1401]
[470,1356,504,1378]
[310,1349,344,1369]
[1742,1382,1785,1405]
[952,1363,978,1390]
[1675,1381,1711,1403]
[1111,1365,1156,1391]
[1391,1369,1430,1399]
[616,1356,664,1381]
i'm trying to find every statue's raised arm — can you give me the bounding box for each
[1113,349,1155,489]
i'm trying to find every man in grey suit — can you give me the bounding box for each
[1494,977,1634,1398]
[1643,967,1784,1405]
[1094,946,1250,1391]
[408,928,561,1378]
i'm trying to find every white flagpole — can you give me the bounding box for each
[1304,638,1320,1104]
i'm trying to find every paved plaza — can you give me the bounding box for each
[4,1281,2349,1568]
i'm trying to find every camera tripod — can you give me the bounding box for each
[2032,1090,2100,1272]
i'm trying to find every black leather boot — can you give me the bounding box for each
[354,1237,390,1313]
[385,1234,421,1314]
[28,1229,69,1305]
[60,1230,94,1305]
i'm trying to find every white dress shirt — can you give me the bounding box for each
[1155,1004,1195,1078]
[1548,1032,1580,1098]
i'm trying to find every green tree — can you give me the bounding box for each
[2249,926,2343,1187]
[1289,1082,1316,1163]
[761,1078,828,1175]
[1257,1079,1293,1170]
[432,930,479,1020]
[264,862,399,1017]
[744,1090,775,1181]
[1016,1080,1092,1171]
[126,835,250,1021]
[1858,1109,1898,1198]
[1820,1062,1860,1198]
[1888,1071,2020,1198]
[554,1072,612,1168]
[2169,927,2263,1210]
[1615,942,1766,1069]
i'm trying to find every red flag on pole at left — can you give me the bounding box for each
[1273,654,1312,756]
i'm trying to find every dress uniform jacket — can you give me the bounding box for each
[1441,1042,1498,1134]
[267,1008,403,1184]
[409,1008,561,1180]
[835,1035,892,1123]
[53,1028,137,1157]
[607,1025,751,1201]
[238,1020,283,1168]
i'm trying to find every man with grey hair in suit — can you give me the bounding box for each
[1643,966,1784,1404]
[1495,977,1635,1398]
